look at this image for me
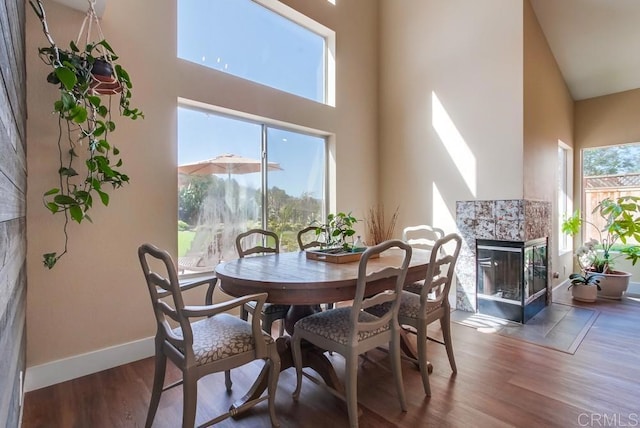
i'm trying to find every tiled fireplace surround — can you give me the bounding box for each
[455,199,552,313]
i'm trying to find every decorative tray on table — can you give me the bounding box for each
[305,247,377,264]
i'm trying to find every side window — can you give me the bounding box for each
[558,143,572,253]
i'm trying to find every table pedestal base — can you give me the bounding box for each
[230,306,432,416]
[231,336,344,414]
[400,328,433,374]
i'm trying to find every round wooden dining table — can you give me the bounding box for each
[215,247,431,412]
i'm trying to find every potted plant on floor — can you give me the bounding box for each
[562,196,640,299]
[567,270,601,303]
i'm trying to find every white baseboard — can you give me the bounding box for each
[24,336,154,392]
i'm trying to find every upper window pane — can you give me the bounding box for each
[178,0,326,103]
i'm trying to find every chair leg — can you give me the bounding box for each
[145,350,167,428]
[390,329,407,411]
[267,353,281,427]
[345,353,359,428]
[182,372,198,428]
[441,313,457,373]
[224,370,232,392]
[291,335,303,401]
[263,315,273,335]
[417,323,431,396]
[240,304,249,321]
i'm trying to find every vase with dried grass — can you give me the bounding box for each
[365,205,399,245]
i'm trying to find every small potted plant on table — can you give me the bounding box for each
[305,212,363,263]
[313,212,359,252]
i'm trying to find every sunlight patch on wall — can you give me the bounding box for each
[432,182,456,234]
[432,91,476,197]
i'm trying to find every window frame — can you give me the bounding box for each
[558,142,573,255]
[253,0,336,106]
[177,99,330,265]
[177,0,336,106]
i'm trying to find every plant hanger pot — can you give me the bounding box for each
[91,58,112,76]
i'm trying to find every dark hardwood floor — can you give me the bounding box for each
[22,287,640,427]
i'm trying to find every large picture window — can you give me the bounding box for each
[177,105,327,273]
[178,0,333,104]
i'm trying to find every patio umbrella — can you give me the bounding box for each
[178,153,284,262]
[178,153,283,178]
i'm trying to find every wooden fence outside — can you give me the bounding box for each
[583,174,640,244]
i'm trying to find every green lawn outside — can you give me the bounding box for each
[178,229,301,257]
[178,231,196,257]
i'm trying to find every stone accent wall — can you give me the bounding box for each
[455,199,552,312]
[0,1,27,426]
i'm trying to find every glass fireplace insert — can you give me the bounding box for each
[476,238,548,323]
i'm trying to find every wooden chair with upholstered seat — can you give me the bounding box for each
[401,224,445,294]
[236,229,290,336]
[296,225,325,250]
[297,226,334,311]
[291,239,412,428]
[138,243,280,427]
[368,233,461,396]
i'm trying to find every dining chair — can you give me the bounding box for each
[138,243,280,428]
[368,233,462,396]
[402,224,445,249]
[297,226,334,312]
[401,224,445,295]
[296,225,325,250]
[291,239,412,428]
[236,229,290,336]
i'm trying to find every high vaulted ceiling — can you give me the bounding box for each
[530,0,640,101]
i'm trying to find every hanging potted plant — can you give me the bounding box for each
[30,0,143,269]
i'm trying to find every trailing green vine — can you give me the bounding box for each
[30,0,143,268]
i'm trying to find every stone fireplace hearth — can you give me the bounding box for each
[455,199,552,315]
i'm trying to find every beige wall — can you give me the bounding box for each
[574,88,640,282]
[523,0,574,286]
[26,0,379,366]
[378,0,525,235]
[575,88,640,149]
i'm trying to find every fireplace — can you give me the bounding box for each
[476,238,548,323]
[454,199,552,319]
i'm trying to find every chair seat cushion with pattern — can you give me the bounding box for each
[368,291,441,320]
[294,307,388,346]
[173,313,274,366]
[245,301,290,315]
[403,280,424,295]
